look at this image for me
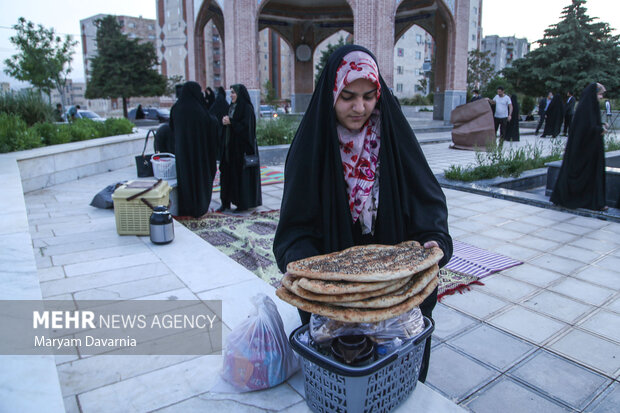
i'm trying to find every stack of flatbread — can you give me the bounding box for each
[276,241,443,323]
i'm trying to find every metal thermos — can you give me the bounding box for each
[149,206,174,244]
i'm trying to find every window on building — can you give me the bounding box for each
[472,35,475,41]
[416,34,422,43]
[415,51,422,60]
[396,83,403,92]
[128,22,136,29]
[129,33,136,39]
[397,48,404,57]
[148,24,154,31]
[397,66,403,75]
[148,35,156,40]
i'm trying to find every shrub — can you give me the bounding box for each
[0,113,42,153]
[400,94,433,106]
[0,91,54,126]
[256,116,300,146]
[69,119,100,141]
[444,139,565,182]
[31,122,72,145]
[521,96,536,116]
[605,134,620,152]
[100,117,134,137]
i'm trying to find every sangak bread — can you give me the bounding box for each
[287,240,443,282]
[281,273,412,303]
[297,277,403,295]
[275,277,439,323]
[331,264,438,308]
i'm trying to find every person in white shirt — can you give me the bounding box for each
[491,86,513,140]
[605,99,612,125]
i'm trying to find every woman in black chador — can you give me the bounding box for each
[218,84,262,212]
[209,86,230,162]
[204,87,215,109]
[542,93,564,137]
[273,45,452,382]
[505,94,520,141]
[551,83,608,211]
[169,81,218,217]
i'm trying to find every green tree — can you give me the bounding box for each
[503,0,620,98]
[262,79,277,106]
[4,17,77,106]
[315,36,349,85]
[467,49,495,93]
[85,16,166,118]
[164,75,184,96]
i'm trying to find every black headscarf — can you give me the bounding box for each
[543,94,564,137]
[273,44,452,272]
[219,83,261,209]
[205,87,215,109]
[551,83,606,210]
[169,81,218,217]
[505,94,520,141]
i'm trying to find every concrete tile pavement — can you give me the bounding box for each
[18,133,619,412]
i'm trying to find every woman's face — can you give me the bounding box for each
[597,84,606,101]
[230,88,237,103]
[334,78,378,131]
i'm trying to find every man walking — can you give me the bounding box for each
[491,86,512,140]
[563,91,575,136]
[535,92,553,135]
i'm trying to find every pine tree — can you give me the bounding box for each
[85,16,166,118]
[503,0,620,98]
[314,36,348,85]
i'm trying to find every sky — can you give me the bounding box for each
[0,0,619,88]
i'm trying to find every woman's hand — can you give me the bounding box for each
[423,240,439,249]
[222,115,230,125]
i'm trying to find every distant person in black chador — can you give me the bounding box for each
[204,87,215,109]
[535,92,552,135]
[136,104,145,120]
[563,91,576,136]
[209,86,230,162]
[551,83,608,211]
[541,93,563,138]
[218,84,262,213]
[505,93,520,141]
[169,81,218,218]
[470,89,482,102]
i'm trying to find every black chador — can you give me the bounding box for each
[542,94,564,137]
[551,83,606,210]
[505,94,520,141]
[273,45,452,383]
[169,81,218,217]
[209,86,230,161]
[219,84,262,211]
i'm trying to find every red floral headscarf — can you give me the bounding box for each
[333,51,381,234]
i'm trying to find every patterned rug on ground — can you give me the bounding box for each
[179,211,523,297]
[211,166,284,192]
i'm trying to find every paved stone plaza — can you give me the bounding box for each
[15,130,620,412]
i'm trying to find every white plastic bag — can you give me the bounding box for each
[310,306,425,346]
[220,294,299,392]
